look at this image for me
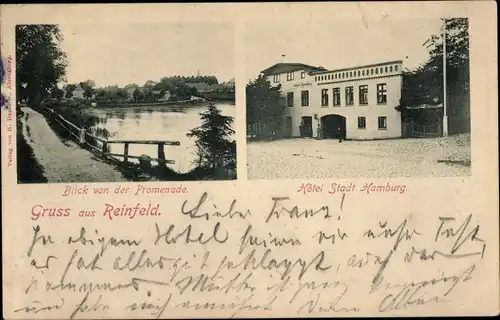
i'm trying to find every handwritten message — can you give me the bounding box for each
[9,188,488,319]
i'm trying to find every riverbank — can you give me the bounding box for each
[18,107,127,183]
[31,104,237,182]
[93,98,209,108]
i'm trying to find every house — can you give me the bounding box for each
[144,80,157,87]
[126,87,137,102]
[72,85,85,100]
[261,61,403,140]
[151,89,171,102]
[221,78,235,90]
[185,82,213,94]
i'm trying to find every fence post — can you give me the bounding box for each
[123,142,129,163]
[102,141,108,154]
[158,143,166,167]
[79,128,86,144]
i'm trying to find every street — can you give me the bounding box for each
[247,134,471,179]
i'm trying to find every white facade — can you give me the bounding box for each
[263,61,403,140]
[72,85,85,100]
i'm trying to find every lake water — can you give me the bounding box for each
[87,103,236,173]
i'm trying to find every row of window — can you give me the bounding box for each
[274,71,307,83]
[358,116,387,130]
[286,83,388,107]
[314,65,399,82]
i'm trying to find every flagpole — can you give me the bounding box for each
[442,17,448,137]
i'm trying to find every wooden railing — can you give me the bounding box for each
[44,107,180,167]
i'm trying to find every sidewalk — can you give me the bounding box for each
[20,107,127,183]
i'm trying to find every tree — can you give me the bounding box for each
[64,84,77,99]
[133,88,144,102]
[399,18,470,133]
[246,75,285,140]
[186,104,236,178]
[51,87,65,100]
[16,25,68,107]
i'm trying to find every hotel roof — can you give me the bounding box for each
[311,60,404,75]
[261,63,327,75]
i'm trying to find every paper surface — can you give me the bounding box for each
[1,2,499,319]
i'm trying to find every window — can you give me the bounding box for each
[362,70,365,76]
[378,116,387,130]
[335,74,337,79]
[375,68,379,74]
[359,85,368,105]
[328,75,331,80]
[385,66,388,73]
[287,72,294,81]
[287,92,294,107]
[301,90,309,107]
[380,67,384,73]
[349,71,353,77]
[395,65,399,71]
[390,66,393,72]
[345,86,354,105]
[321,89,329,107]
[358,116,366,129]
[273,74,280,83]
[315,76,318,81]
[371,69,374,75]
[301,71,306,79]
[377,83,387,104]
[333,88,341,106]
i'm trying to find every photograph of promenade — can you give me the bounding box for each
[245,18,471,179]
[16,23,236,183]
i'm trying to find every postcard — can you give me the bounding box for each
[1,2,498,319]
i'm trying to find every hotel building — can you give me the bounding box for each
[261,60,404,140]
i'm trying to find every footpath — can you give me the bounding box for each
[20,107,126,183]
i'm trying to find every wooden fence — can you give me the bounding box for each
[402,121,443,138]
[44,107,180,167]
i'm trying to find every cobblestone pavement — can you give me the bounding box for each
[247,134,471,180]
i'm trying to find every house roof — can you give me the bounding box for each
[185,82,212,91]
[74,85,84,91]
[261,63,327,76]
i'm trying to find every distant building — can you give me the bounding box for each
[72,85,85,100]
[126,87,136,101]
[144,80,157,87]
[261,61,403,140]
[185,82,213,94]
[221,78,235,90]
[152,90,171,102]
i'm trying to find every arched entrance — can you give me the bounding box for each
[321,114,346,139]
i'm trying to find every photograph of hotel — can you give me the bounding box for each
[246,19,471,180]
[260,60,404,140]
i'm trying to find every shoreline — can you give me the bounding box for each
[90,99,235,109]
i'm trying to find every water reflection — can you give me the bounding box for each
[88,103,235,173]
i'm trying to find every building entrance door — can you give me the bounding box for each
[301,116,313,138]
[321,114,346,139]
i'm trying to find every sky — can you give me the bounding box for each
[58,23,234,88]
[244,18,443,79]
